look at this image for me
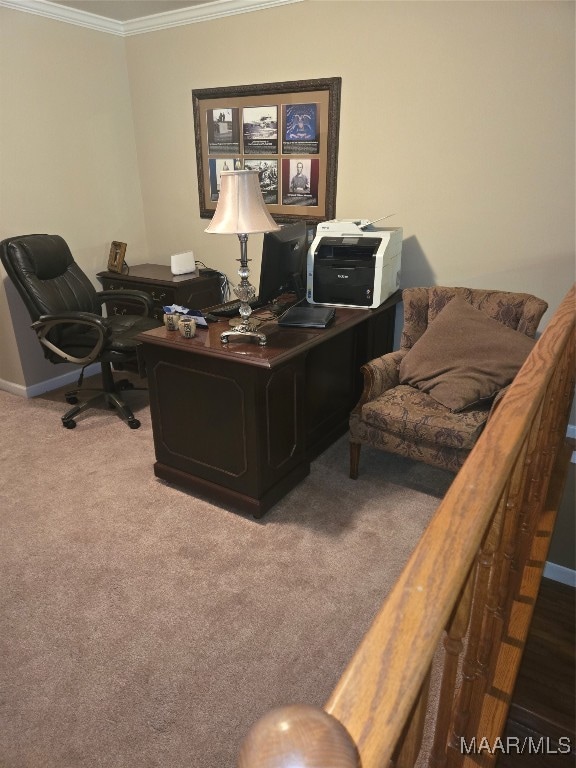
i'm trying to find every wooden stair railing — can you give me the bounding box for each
[237,285,575,768]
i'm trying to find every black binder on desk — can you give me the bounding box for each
[278,305,336,329]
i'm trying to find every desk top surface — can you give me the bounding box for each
[137,292,401,369]
[97,263,217,285]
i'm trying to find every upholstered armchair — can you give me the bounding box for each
[1,234,162,429]
[349,286,548,478]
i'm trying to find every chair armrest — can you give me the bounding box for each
[352,350,405,412]
[96,289,155,316]
[32,312,110,366]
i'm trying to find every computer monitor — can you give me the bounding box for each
[258,221,308,304]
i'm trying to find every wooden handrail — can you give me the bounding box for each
[238,285,575,768]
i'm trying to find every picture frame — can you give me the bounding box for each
[107,241,127,274]
[192,78,341,224]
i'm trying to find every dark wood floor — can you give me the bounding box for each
[498,577,575,767]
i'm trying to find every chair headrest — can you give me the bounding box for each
[5,234,74,280]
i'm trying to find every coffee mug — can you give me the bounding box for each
[178,316,196,338]
[163,312,181,331]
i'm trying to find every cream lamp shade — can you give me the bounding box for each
[205,170,279,235]
[204,170,280,346]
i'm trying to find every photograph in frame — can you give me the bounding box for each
[206,107,240,154]
[243,158,279,205]
[107,241,127,274]
[282,158,319,207]
[192,78,341,224]
[283,103,319,154]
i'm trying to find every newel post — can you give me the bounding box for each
[237,704,360,768]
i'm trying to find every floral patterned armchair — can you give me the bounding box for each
[349,286,548,478]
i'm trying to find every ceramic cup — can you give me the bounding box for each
[178,316,196,338]
[163,312,181,331]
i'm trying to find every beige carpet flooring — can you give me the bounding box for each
[0,375,454,767]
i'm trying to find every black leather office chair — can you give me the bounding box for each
[1,234,162,429]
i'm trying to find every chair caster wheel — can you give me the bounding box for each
[62,419,76,429]
[128,418,141,429]
[65,395,79,404]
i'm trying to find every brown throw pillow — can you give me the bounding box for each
[399,297,535,411]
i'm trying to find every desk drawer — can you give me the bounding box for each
[99,273,221,320]
[100,278,174,320]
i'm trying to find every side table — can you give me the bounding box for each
[97,263,222,321]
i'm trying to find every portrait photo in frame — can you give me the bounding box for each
[107,241,127,274]
[192,78,341,224]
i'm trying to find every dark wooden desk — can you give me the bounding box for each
[137,292,400,518]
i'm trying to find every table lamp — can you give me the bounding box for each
[205,170,280,345]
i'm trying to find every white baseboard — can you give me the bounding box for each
[0,364,100,398]
[544,562,576,587]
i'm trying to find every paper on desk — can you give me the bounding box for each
[163,304,208,327]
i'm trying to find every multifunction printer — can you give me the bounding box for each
[306,219,402,308]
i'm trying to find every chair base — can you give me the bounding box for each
[61,364,145,429]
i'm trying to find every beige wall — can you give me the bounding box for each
[0,6,148,389]
[124,0,574,323]
[1,0,574,388]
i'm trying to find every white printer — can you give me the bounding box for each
[306,219,402,308]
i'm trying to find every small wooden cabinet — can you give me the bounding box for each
[97,263,222,321]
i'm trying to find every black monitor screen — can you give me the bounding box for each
[258,221,308,304]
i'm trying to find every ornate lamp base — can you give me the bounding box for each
[220,322,267,346]
[220,232,268,346]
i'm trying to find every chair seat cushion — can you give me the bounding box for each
[361,385,490,450]
[56,314,160,360]
[103,314,160,352]
[398,298,535,411]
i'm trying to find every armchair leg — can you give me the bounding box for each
[350,442,361,480]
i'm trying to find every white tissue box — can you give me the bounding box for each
[170,251,196,275]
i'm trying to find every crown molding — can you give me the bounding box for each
[124,0,303,35]
[0,0,124,33]
[0,0,303,36]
